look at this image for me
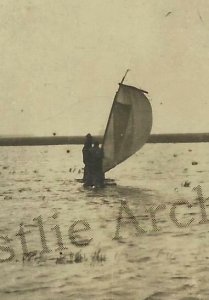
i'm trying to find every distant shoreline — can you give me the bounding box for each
[0,133,209,146]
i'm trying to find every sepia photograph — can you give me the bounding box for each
[0,0,209,299]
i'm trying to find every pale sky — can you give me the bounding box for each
[0,0,209,136]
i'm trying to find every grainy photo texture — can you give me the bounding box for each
[0,1,209,299]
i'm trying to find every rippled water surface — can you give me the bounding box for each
[0,143,209,300]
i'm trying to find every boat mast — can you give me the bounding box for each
[101,69,130,148]
[120,69,130,84]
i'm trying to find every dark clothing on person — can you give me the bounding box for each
[82,135,104,188]
[82,134,93,186]
[82,145,93,186]
[82,143,92,165]
[90,144,104,188]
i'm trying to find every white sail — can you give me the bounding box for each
[102,83,152,172]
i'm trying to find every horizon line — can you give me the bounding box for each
[0,133,209,146]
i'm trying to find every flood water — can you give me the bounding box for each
[0,143,209,300]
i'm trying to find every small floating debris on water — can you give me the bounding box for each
[173,154,178,157]
[183,168,188,172]
[182,180,191,187]
[2,166,8,170]
[165,11,172,17]
[188,149,192,152]
[33,170,38,173]
[4,195,12,200]
[56,251,86,264]
[53,132,56,136]
[66,149,70,153]
[23,251,38,262]
[69,168,72,172]
[192,161,198,165]
[74,251,85,263]
[91,249,106,263]
[56,252,66,264]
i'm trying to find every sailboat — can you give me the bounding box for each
[102,70,152,175]
[77,70,152,186]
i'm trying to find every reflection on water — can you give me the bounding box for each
[0,144,208,299]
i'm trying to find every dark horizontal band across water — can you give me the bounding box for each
[0,133,209,146]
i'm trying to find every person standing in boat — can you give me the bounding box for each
[82,133,93,186]
[90,141,104,188]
